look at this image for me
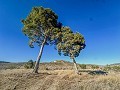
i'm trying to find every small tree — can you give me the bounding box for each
[22,7,62,73]
[57,27,86,74]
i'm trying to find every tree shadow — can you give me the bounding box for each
[88,70,108,75]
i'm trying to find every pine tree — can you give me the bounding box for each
[22,7,62,73]
[57,27,86,74]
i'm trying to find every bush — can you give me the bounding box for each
[112,66,120,72]
[91,65,99,70]
[103,65,120,72]
[79,64,86,69]
[24,60,34,69]
[103,65,111,71]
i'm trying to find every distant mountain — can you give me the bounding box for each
[110,63,120,66]
[0,61,10,63]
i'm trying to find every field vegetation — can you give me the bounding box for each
[0,60,120,90]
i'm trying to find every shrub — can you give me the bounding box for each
[79,64,86,69]
[103,65,120,72]
[91,65,99,70]
[103,65,111,71]
[112,66,120,72]
[24,60,34,69]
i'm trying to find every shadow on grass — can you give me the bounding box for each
[88,70,108,75]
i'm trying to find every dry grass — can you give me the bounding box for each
[0,69,120,90]
[78,74,120,90]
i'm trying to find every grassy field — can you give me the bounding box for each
[0,69,120,90]
[0,60,120,90]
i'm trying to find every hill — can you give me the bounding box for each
[0,61,10,63]
[0,60,101,70]
[110,63,120,66]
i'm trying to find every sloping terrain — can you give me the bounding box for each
[0,60,101,70]
[39,60,74,70]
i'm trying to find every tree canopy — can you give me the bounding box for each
[22,7,63,73]
[22,7,62,48]
[21,6,86,74]
[57,27,86,59]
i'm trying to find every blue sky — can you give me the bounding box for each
[0,0,120,65]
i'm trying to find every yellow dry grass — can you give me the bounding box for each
[0,69,120,90]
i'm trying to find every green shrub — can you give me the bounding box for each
[103,65,111,71]
[91,65,99,69]
[112,66,120,72]
[79,64,86,69]
[103,65,120,72]
[24,60,34,69]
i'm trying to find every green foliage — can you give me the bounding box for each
[22,7,62,48]
[103,65,111,71]
[22,7,86,73]
[57,27,86,59]
[91,65,99,69]
[24,60,34,69]
[112,66,120,72]
[22,6,86,60]
[79,64,86,69]
[104,65,120,72]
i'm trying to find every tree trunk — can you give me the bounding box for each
[32,38,46,73]
[73,58,79,74]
